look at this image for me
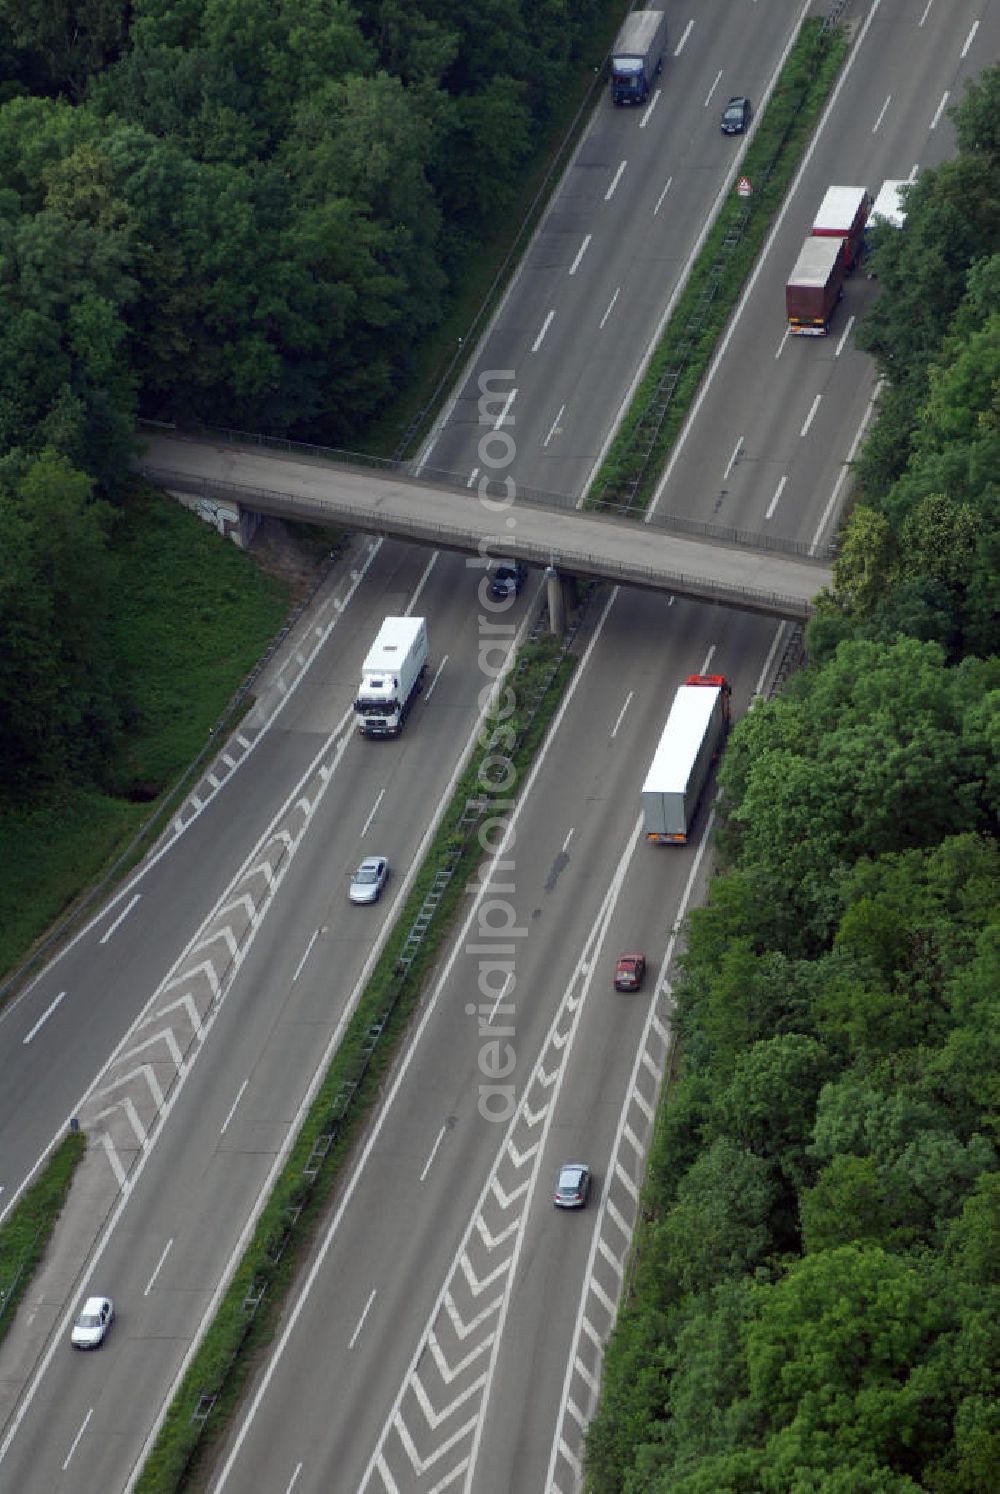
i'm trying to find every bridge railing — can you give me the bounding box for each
[139,422,834,562]
[136,463,820,622]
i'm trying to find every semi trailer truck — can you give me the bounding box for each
[610,10,667,106]
[787,184,874,333]
[785,235,846,336]
[641,675,731,844]
[354,617,428,738]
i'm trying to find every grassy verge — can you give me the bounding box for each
[135,621,580,1492]
[0,485,292,987]
[0,1131,87,1347]
[358,1,626,461]
[590,18,849,514]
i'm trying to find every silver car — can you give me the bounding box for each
[349,855,389,905]
[554,1163,592,1209]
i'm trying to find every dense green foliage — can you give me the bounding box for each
[820,65,1000,663]
[587,70,1000,1493]
[0,0,606,810]
[0,0,606,461]
[0,486,288,975]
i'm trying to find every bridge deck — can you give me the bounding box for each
[134,434,832,621]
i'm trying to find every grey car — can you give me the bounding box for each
[349,855,389,905]
[554,1163,592,1209]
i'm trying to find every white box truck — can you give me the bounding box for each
[642,675,731,843]
[354,617,428,738]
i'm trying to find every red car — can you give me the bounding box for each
[614,953,646,992]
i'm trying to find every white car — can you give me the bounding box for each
[71,1295,113,1348]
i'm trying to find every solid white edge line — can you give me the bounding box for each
[810,382,883,555]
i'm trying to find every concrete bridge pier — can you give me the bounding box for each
[545,566,576,635]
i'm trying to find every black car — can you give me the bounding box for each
[488,560,527,600]
[721,96,752,135]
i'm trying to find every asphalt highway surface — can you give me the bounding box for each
[0,1,992,1491]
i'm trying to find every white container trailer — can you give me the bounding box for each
[811,185,872,270]
[641,675,731,844]
[870,179,908,230]
[355,616,428,737]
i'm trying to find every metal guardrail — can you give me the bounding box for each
[136,465,822,620]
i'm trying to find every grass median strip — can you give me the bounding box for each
[136,623,578,1492]
[590,17,849,516]
[0,1130,86,1349]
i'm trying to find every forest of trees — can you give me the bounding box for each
[586,69,999,1493]
[0,0,608,797]
[1,0,608,458]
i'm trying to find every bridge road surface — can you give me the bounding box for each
[137,431,830,619]
[200,3,992,1491]
[0,0,812,1486]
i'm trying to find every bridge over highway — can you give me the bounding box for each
[134,431,833,621]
